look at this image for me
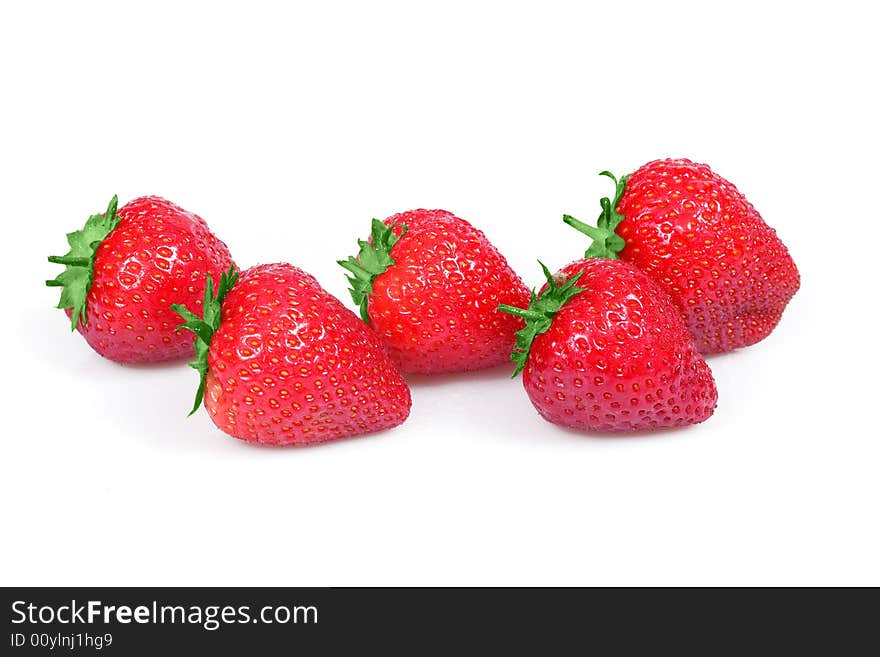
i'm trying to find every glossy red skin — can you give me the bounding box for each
[367,209,530,374]
[615,159,800,353]
[523,259,717,432]
[73,196,234,363]
[205,263,412,446]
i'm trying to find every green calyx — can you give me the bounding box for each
[171,265,240,416]
[563,170,630,259]
[45,195,121,330]
[498,261,585,377]
[338,219,407,322]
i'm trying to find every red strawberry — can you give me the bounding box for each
[563,160,800,353]
[47,195,235,363]
[499,259,717,432]
[173,263,411,446]
[339,209,530,374]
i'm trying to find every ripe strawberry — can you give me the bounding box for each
[563,160,800,353]
[339,209,530,374]
[173,263,411,446]
[47,195,235,363]
[499,259,717,432]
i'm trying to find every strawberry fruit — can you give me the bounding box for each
[173,263,411,446]
[339,209,530,374]
[499,259,717,432]
[47,195,235,363]
[563,160,800,353]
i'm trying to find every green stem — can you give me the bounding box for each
[562,214,605,242]
[46,195,122,330]
[338,219,407,322]
[172,265,240,416]
[48,255,92,267]
[562,171,630,260]
[497,305,543,321]
[498,261,585,376]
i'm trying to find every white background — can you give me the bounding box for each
[2,1,878,586]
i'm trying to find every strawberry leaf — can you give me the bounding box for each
[171,265,240,416]
[338,219,407,322]
[45,196,121,330]
[498,261,584,377]
[563,170,629,259]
